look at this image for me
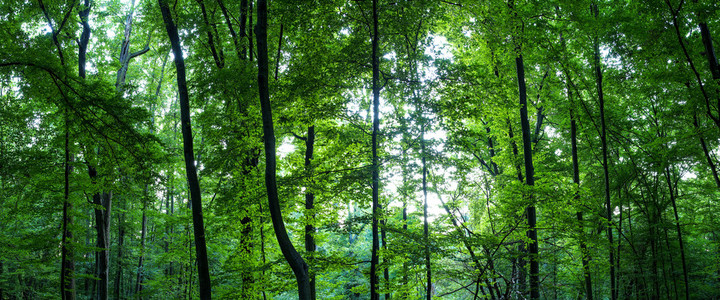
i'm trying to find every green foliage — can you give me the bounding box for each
[2,0,720,299]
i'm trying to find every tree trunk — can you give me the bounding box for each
[116,0,149,92]
[197,0,224,69]
[248,0,254,61]
[134,203,147,296]
[90,187,112,300]
[114,207,125,300]
[592,4,615,299]
[515,51,539,299]
[216,0,242,61]
[240,216,254,297]
[567,72,593,300]
[255,1,311,298]
[421,127,431,300]
[664,167,689,299]
[370,0,381,299]
[158,1,213,298]
[239,0,249,60]
[304,126,317,300]
[61,108,75,300]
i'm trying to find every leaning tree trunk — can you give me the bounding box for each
[158,0,213,298]
[256,0,311,299]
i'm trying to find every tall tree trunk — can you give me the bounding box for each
[592,4,615,300]
[664,167,689,299]
[255,1,311,298]
[61,108,75,300]
[240,216,254,298]
[114,206,125,300]
[421,126,431,300]
[134,202,148,296]
[158,1,213,298]
[566,71,593,300]
[90,187,112,300]
[304,126,316,300]
[79,3,114,299]
[515,53,539,300]
[370,0,381,299]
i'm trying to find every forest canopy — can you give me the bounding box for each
[1,0,719,299]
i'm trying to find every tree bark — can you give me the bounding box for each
[255,0,311,299]
[370,0,381,299]
[158,0,213,298]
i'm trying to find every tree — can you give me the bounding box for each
[256,0,311,298]
[158,0,212,298]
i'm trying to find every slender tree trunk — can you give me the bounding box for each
[114,206,125,300]
[197,0,224,69]
[515,52,539,299]
[80,4,114,299]
[592,4,615,299]
[567,72,593,300]
[61,108,75,300]
[256,1,311,298]
[158,1,213,297]
[370,0,381,299]
[304,126,317,300]
[217,0,241,61]
[248,0,254,61]
[421,127,431,300]
[693,114,720,187]
[664,167,689,299]
[134,202,147,296]
[240,216,254,297]
[259,202,268,300]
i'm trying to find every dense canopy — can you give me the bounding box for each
[1,0,719,299]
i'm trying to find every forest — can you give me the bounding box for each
[1,0,719,299]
